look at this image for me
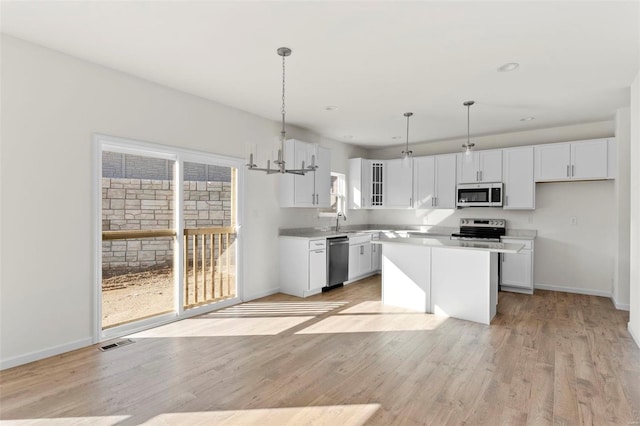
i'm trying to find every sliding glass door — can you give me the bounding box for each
[96,135,242,340]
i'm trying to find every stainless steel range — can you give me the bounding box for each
[450,218,506,242]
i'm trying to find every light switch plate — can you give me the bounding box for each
[569,216,577,225]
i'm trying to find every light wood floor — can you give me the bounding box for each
[1,275,639,425]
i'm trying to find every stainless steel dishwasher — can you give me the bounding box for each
[325,236,349,291]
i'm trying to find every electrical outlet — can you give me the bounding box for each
[569,216,577,225]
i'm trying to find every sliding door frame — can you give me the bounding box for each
[93,134,244,343]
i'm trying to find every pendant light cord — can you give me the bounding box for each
[406,114,410,152]
[467,103,470,146]
[281,53,286,142]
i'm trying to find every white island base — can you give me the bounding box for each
[380,240,503,325]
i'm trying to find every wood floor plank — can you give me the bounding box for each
[1,279,638,425]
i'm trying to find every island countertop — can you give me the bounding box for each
[373,236,524,254]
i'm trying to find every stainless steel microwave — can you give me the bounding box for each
[456,182,503,208]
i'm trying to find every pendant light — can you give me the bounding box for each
[246,47,317,175]
[462,101,475,158]
[401,112,413,165]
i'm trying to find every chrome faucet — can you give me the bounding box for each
[335,212,347,232]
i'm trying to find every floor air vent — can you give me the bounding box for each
[99,339,134,352]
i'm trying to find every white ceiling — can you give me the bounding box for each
[1,1,638,148]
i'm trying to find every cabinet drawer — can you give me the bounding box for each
[309,239,327,250]
[502,238,533,250]
[349,234,372,245]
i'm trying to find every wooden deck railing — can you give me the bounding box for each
[102,227,236,310]
[183,226,236,309]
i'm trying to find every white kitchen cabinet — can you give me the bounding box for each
[534,138,610,182]
[571,139,608,179]
[384,158,413,208]
[371,233,381,271]
[500,238,534,294]
[280,139,331,208]
[414,154,457,209]
[279,237,327,297]
[502,146,535,210]
[308,247,327,292]
[348,234,373,281]
[348,158,384,209]
[457,149,502,183]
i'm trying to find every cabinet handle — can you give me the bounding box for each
[480,171,483,181]
[360,246,364,255]
[505,195,508,206]
[431,197,435,207]
[409,197,412,207]
[362,197,365,207]
[434,196,437,206]
[476,171,479,181]
[566,165,570,177]
[571,165,574,177]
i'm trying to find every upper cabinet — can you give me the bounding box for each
[348,137,614,211]
[502,146,535,210]
[457,149,502,183]
[384,159,413,209]
[534,138,612,182]
[349,158,384,209]
[280,139,331,208]
[414,154,457,209]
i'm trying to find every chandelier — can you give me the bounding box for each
[246,47,317,175]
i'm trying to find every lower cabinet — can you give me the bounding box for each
[279,237,327,297]
[348,234,373,281]
[500,238,534,294]
[371,241,381,271]
[308,247,327,292]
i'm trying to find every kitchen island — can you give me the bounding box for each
[373,237,524,325]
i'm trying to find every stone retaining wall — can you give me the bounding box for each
[102,178,232,277]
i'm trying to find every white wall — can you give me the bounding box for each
[630,70,640,347]
[614,108,631,309]
[366,122,619,297]
[0,35,368,368]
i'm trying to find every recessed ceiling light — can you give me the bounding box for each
[497,62,519,72]
[324,106,338,111]
[392,136,402,140]
[343,135,354,140]
[520,116,535,122]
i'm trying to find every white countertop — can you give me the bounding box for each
[279,226,536,242]
[373,236,524,254]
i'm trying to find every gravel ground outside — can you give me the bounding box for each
[101,266,236,329]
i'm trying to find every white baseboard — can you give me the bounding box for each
[612,298,630,311]
[629,322,640,348]
[534,283,611,298]
[244,287,280,301]
[0,337,93,371]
